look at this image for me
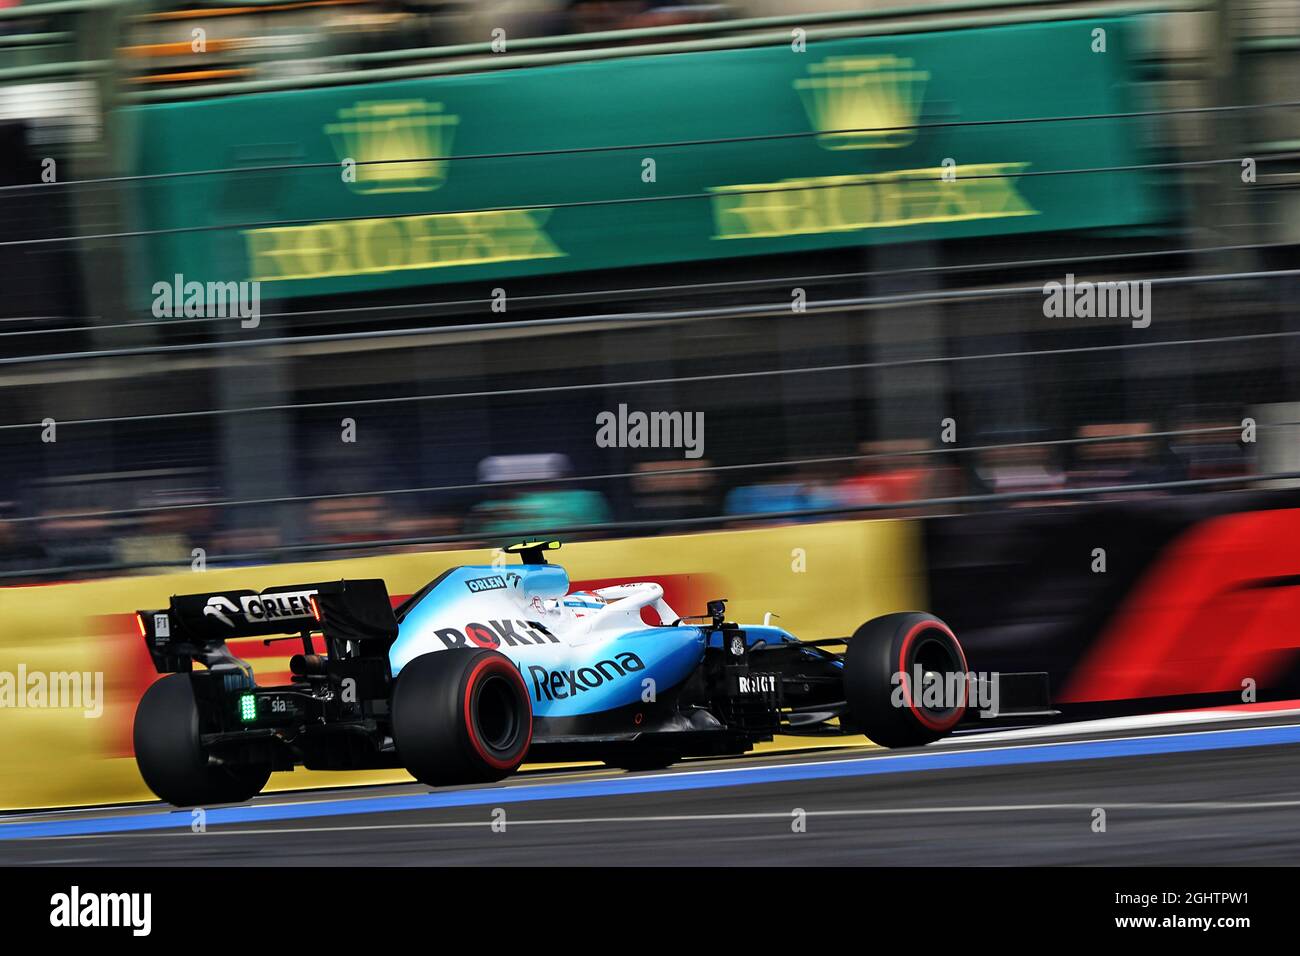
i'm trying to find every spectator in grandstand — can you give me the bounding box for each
[469,453,612,537]
[115,513,194,572]
[37,509,115,572]
[387,512,465,552]
[323,1,470,57]
[1166,409,1252,482]
[629,458,721,531]
[1066,422,1181,496]
[970,436,1067,506]
[0,514,45,576]
[565,0,731,33]
[836,439,939,513]
[618,2,733,28]
[115,491,211,573]
[306,495,394,558]
[722,466,839,525]
[208,524,285,567]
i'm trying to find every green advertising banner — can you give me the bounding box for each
[124,16,1165,302]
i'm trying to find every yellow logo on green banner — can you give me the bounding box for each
[325,99,459,194]
[794,55,929,150]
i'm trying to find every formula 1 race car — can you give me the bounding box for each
[132,541,1052,806]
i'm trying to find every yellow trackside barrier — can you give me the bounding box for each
[0,518,924,810]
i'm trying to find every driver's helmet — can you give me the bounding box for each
[531,589,608,622]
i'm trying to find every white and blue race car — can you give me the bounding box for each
[132,541,1050,806]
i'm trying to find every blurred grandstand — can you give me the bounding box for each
[0,0,1297,579]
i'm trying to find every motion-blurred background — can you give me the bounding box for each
[0,0,1297,578]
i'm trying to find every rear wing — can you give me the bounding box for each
[136,579,397,675]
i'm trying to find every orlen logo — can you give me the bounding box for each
[465,575,506,593]
[203,590,318,627]
[436,619,559,649]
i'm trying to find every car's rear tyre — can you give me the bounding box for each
[133,674,271,807]
[843,611,969,748]
[392,649,533,787]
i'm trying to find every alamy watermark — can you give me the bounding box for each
[50,886,151,936]
[151,273,261,328]
[0,666,103,718]
[595,404,704,459]
[891,666,1001,718]
[1043,273,1151,329]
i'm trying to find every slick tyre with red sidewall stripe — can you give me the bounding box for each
[844,611,969,748]
[392,649,533,786]
[133,673,271,807]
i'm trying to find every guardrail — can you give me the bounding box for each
[0,0,123,20]
[124,0,1209,102]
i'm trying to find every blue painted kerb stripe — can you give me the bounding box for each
[4,723,1299,841]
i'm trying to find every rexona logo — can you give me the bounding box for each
[465,575,507,593]
[202,590,318,627]
[435,619,559,650]
[528,652,646,702]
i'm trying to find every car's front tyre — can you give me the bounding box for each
[843,611,969,748]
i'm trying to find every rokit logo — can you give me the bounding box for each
[465,575,506,593]
[203,590,318,627]
[435,619,559,649]
[528,652,646,701]
[737,673,777,694]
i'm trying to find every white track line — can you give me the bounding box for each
[956,706,1300,743]
[6,711,1299,827]
[539,719,1300,785]
[26,799,1300,841]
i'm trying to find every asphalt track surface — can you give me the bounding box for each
[5,709,1300,865]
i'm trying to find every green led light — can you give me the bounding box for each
[238,694,257,722]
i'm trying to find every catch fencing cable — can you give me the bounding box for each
[5,470,1298,581]
[1,303,1299,431]
[2,239,1294,341]
[0,265,1295,368]
[2,423,1287,526]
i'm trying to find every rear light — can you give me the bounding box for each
[135,613,147,638]
[309,595,323,623]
